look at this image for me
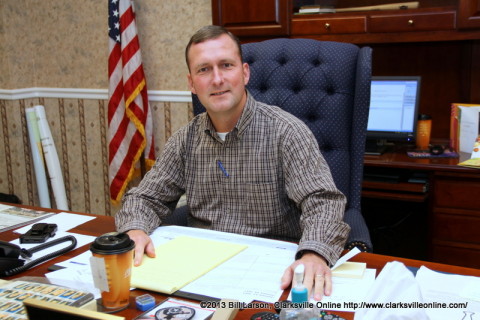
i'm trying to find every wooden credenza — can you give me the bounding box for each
[362,150,480,269]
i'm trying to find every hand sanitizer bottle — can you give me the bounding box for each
[291,264,308,303]
[279,264,319,320]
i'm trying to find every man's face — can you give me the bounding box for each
[187,34,250,118]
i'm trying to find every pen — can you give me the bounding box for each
[217,160,229,178]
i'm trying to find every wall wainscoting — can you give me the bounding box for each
[0,88,193,216]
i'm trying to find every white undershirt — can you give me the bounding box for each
[217,132,228,141]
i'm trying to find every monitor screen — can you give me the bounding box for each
[365,76,421,154]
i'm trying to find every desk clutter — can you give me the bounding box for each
[0,277,96,319]
[1,205,480,319]
[407,148,459,158]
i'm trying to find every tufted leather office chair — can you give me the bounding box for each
[171,38,373,252]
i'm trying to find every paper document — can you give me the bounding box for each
[459,106,480,153]
[332,261,366,278]
[330,247,366,278]
[131,236,247,294]
[0,205,54,232]
[150,226,298,303]
[332,247,360,270]
[46,251,101,299]
[355,261,429,320]
[416,266,480,319]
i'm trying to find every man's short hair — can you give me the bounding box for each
[185,25,243,71]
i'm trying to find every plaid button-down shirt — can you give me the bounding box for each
[116,92,349,265]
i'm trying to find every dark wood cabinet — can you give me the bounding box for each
[458,0,480,29]
[430,171,480,268]
[213,0,480,140]
[363,150,480,269]
[213,1,480,42]
[368,9,456,33]
[211,0,290,37]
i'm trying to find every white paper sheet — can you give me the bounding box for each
[46,251,101,299]
[331,247,360,270]
[355,261,429,320]
[459,106,480,153]
[416,266,480,320]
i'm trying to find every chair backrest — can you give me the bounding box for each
[192,38,372,251]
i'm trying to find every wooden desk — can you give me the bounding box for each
[2,204,480,320]
[362,149,480,269]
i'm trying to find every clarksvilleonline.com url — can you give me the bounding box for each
[317,301,469,310]
[274,301,469,311]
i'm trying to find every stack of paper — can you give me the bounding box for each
[332,261,367,278]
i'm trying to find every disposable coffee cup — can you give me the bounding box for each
[416,114,432,150]
[90,232,135,311]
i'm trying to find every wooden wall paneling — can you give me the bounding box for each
[370,41,471,139]
[468,40,480,102]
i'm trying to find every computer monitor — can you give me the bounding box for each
[365,76,421,155]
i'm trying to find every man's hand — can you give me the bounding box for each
[280,251,332,301]
[126,229,156,266]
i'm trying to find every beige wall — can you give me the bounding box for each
[0,0,212,215]
[0,0,211,90]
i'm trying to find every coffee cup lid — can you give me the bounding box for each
[418,114,432,120]
[90,232,135,255]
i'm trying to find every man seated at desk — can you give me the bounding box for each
[115,25,350,301]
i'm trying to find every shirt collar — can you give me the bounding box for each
[201,90,256,139]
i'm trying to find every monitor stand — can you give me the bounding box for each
[365,139,390,155]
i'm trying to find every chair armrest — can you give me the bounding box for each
[163,204,189,226]
[345,240,372,252]
[343,207,373,252]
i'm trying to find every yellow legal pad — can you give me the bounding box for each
[131,236,248,294]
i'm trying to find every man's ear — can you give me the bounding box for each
[187,73,196,94]
[243,63,250,86]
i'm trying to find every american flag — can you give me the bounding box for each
[108,0,155,204]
